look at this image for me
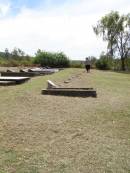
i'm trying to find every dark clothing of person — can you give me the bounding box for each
[85,64,90,72]
[85,58,91,72]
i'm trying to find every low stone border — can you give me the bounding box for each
[1,72,39,77]
[0,76,30,84]
[42,88,97,97]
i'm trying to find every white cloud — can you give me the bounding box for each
[0,0,130,59]
[0,2,10,17]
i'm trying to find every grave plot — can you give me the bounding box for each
[42,80,97,97]
[28,67,59,75]
[0,76,30,85]
[1,71,39,77]
[0,67,60,77]
[0,81,16,86]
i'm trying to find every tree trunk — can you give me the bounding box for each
[110,43,113,57]
[121,57,125,71]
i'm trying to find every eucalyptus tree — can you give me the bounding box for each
[115,13,130,70]
[93,11,130,70]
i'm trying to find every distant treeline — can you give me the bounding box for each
[0,48,33,66]
[0,48,70,68]
[70,54,130,70]
[0,48,130,70]
[0,48,95,69]
[95,53,130,71]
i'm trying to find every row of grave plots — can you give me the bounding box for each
[0,67,62,86]
[0,67,97,97]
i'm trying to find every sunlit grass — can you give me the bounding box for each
[0,69,130,172]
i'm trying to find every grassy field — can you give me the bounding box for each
[0,68,130,173]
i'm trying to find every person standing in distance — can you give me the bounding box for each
[85,57,91,73]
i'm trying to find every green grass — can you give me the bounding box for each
[0,69,130,173]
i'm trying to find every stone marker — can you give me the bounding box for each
[19,69,28,73]
[47,80,58,89]
[7,69,15,72]
[68,78,72,80]
[64,80,69,83]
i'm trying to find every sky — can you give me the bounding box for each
[0,0,130,60]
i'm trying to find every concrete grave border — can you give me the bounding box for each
[0,76,30,85]
[42,80,97,97]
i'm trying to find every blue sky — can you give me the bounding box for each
[0,0,69,17]
[4,0,68,11]
[0,0,130,59]
[11,0,41,8]
[10,0,44,15]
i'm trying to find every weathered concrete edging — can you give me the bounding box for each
[0,72,39,77]
[0,76,30,84]
[42,88,97,97]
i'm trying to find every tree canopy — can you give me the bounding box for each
[93,11,130,70]
[34,50,70,67]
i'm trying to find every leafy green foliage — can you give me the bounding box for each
[0,48,33,67]
[93,11,119,57]
[34,50,70,67]
[93,11,130,70]
[70,60,84,68]
[96,59,110,70]
[96,53,113,70]
[126,57,130,70]
[95,53,130,71]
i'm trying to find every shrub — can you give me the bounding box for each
[96,59,110,70]
[96,54,113,70]
[34,51,70,68]
[126,57,130,70]
[70,61,84,68]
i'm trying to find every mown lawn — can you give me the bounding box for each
[0,68,130,173]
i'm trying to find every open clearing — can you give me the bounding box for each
[0,68,130,173]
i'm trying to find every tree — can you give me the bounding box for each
[5,48,10,58]
[17,48,25,57]
[11,47,25,59]
[96,52,113,70]
[11,48,19,59]
[36,49,42,56]
[93,11,130,70]
[115,14,130,70]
